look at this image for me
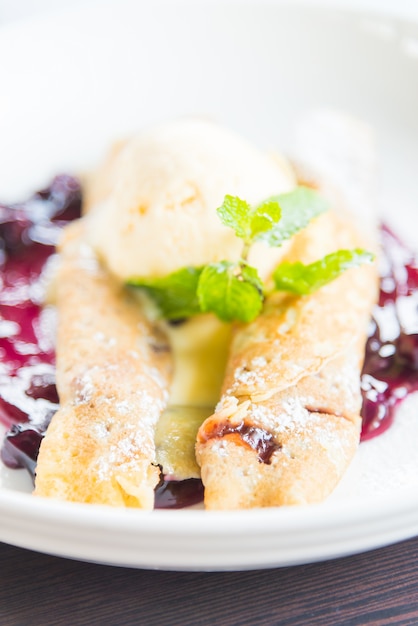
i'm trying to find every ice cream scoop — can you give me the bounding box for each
[86,118,296,281]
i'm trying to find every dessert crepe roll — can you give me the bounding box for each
[196,113,379,509]
[196,112,378,509]
[34,221,173,508]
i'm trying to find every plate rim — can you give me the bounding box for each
[1,485,418,570]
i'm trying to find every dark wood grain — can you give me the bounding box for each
[1,536,418,626]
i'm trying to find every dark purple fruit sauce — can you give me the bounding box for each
[0,175,80,476]
[154,477,204,510]
[0,180,417,508]
[360,224,418,440]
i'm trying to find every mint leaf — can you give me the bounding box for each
[197,261,263,322]
[240,262,264,294]
[273,249,374,295]
[216,195,252,239]
[127,266,203,319]
[217,187,326,249]
[258,187,328,247]
[249,199,281,239]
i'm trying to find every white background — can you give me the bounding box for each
[1,0,418,26]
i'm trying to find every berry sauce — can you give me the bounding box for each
[0,175,81,476]
[154,477,205,510]
[360,224,418,440]
[0,181,417,508]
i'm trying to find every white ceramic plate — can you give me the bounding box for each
[0,0,418,571]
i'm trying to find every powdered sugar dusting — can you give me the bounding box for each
[73,372,95,405]
[247,396,315,435]
[83,386,165,483]
[208,439,230,457]
[250,356,267,368]
[234,367,265,387]
[95,428,154,482]
[76,243,101,274]
[115,400,130,415]
[91,419,112,440]
[93,332,117,348]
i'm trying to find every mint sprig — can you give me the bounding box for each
[216,195,284,244]
[127,266,203,320]
[216,195,254,239]
[273,249,374,295]
[197,261,263,322]
[216,187,327,251]
[127,187,373,323]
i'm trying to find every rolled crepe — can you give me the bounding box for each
[196,113,379,509]
[34,221,173,508]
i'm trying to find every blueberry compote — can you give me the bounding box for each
[1,183,418,508]
[0,176,81,474]
[360,225,418,440]
[0,178,202,509]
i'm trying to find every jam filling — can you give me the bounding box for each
[198,419,281,464]
[0,180,417,507]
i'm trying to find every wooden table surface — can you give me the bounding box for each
[1,535,418,625]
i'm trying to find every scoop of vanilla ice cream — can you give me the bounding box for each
[87,118,296,281]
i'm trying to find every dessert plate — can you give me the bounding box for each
[0,0,418,571]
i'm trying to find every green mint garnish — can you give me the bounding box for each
[273,249,374,295]
[216,195,283,244]
[216,195,254,240]
[248,199,282,240]
[127,186,373,324]
[197,261,263,322]
[216,187,327,251]
[127,266,203,320]
[259,186,328,247]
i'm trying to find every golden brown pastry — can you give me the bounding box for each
[34,221,173,508]
[196,209,377,509]
[196,112,379,509]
